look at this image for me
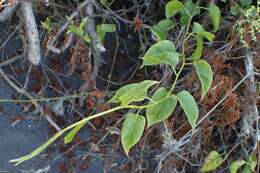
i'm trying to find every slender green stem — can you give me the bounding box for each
[9,96,169,165]
[169,16,193,94]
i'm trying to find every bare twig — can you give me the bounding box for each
[0,2,18,22]
[0,67,61,131]
[46,0,90,54]
[0,54,23,67]
[21,2,41,65]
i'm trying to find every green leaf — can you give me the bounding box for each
[192,23,215,60]
[121,113,146,155]
[180,0,200,26]
[79,17,88,31]
[141,40,179,68]
[231,5,242,16]
[192,22,205,33]
[41,17,52,33]
[101,0,116,7]
[242,165,252,173]
[240,0,252,8]
[192,22,215,41]
[208,3,221,32]
[165,0,184,18]
[177,90,199,128]
[194,60,213,97]
[146,88,177,127]
[230,160,247,173]
[150,19,174,41]
[157,19,175,30]
[201,151,223,172]
[64,121,87,144]
[96,24,116,41]
[109,80,158,106]
[247,154,257,171]
[201,31,215,41]
[192,34,203,60]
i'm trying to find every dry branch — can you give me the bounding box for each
[242,49,259,143]
[21,2,41,65]
[84,0,105,80]
[0,67,60,131]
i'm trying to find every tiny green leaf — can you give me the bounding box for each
[109,80,158,106]
[180,0,200,26]
[192,34,203,60]
[201,151,223,172]
[192,22,205,33]
[208,3,221,32]
[194,60,213,97]
[192,22,215,41]
[146,88,177,127]
[201,31,215,41]
[165,0,184,18]
[121,113,146,155]
[142,40,179,68]
[192,23,215,60]
[230,160,247,173]
[231,5,241,16]
[41,17,52,33]
[177,90,199,128]
[150,19,174,41]
[64,121,87,144]
[96,24,116,41]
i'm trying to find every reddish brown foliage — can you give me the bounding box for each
[133,15,142,32]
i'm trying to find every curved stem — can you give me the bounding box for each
[169,16,193,94]
[9,97,169,165]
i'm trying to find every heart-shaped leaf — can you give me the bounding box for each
[146,88,177,127]
[194,60,213,97]
[109,80,158,106]
[165,0,184,18]
[208,3,221,32]
[121,113,146,155]
[177,90,198,128]
[141,40,179,68]
[230,160,247,173]
[201,151,223,172]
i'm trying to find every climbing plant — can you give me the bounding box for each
[9,0,220,165]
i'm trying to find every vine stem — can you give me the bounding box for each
[9,98,168,165]
[169,15,193,94]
